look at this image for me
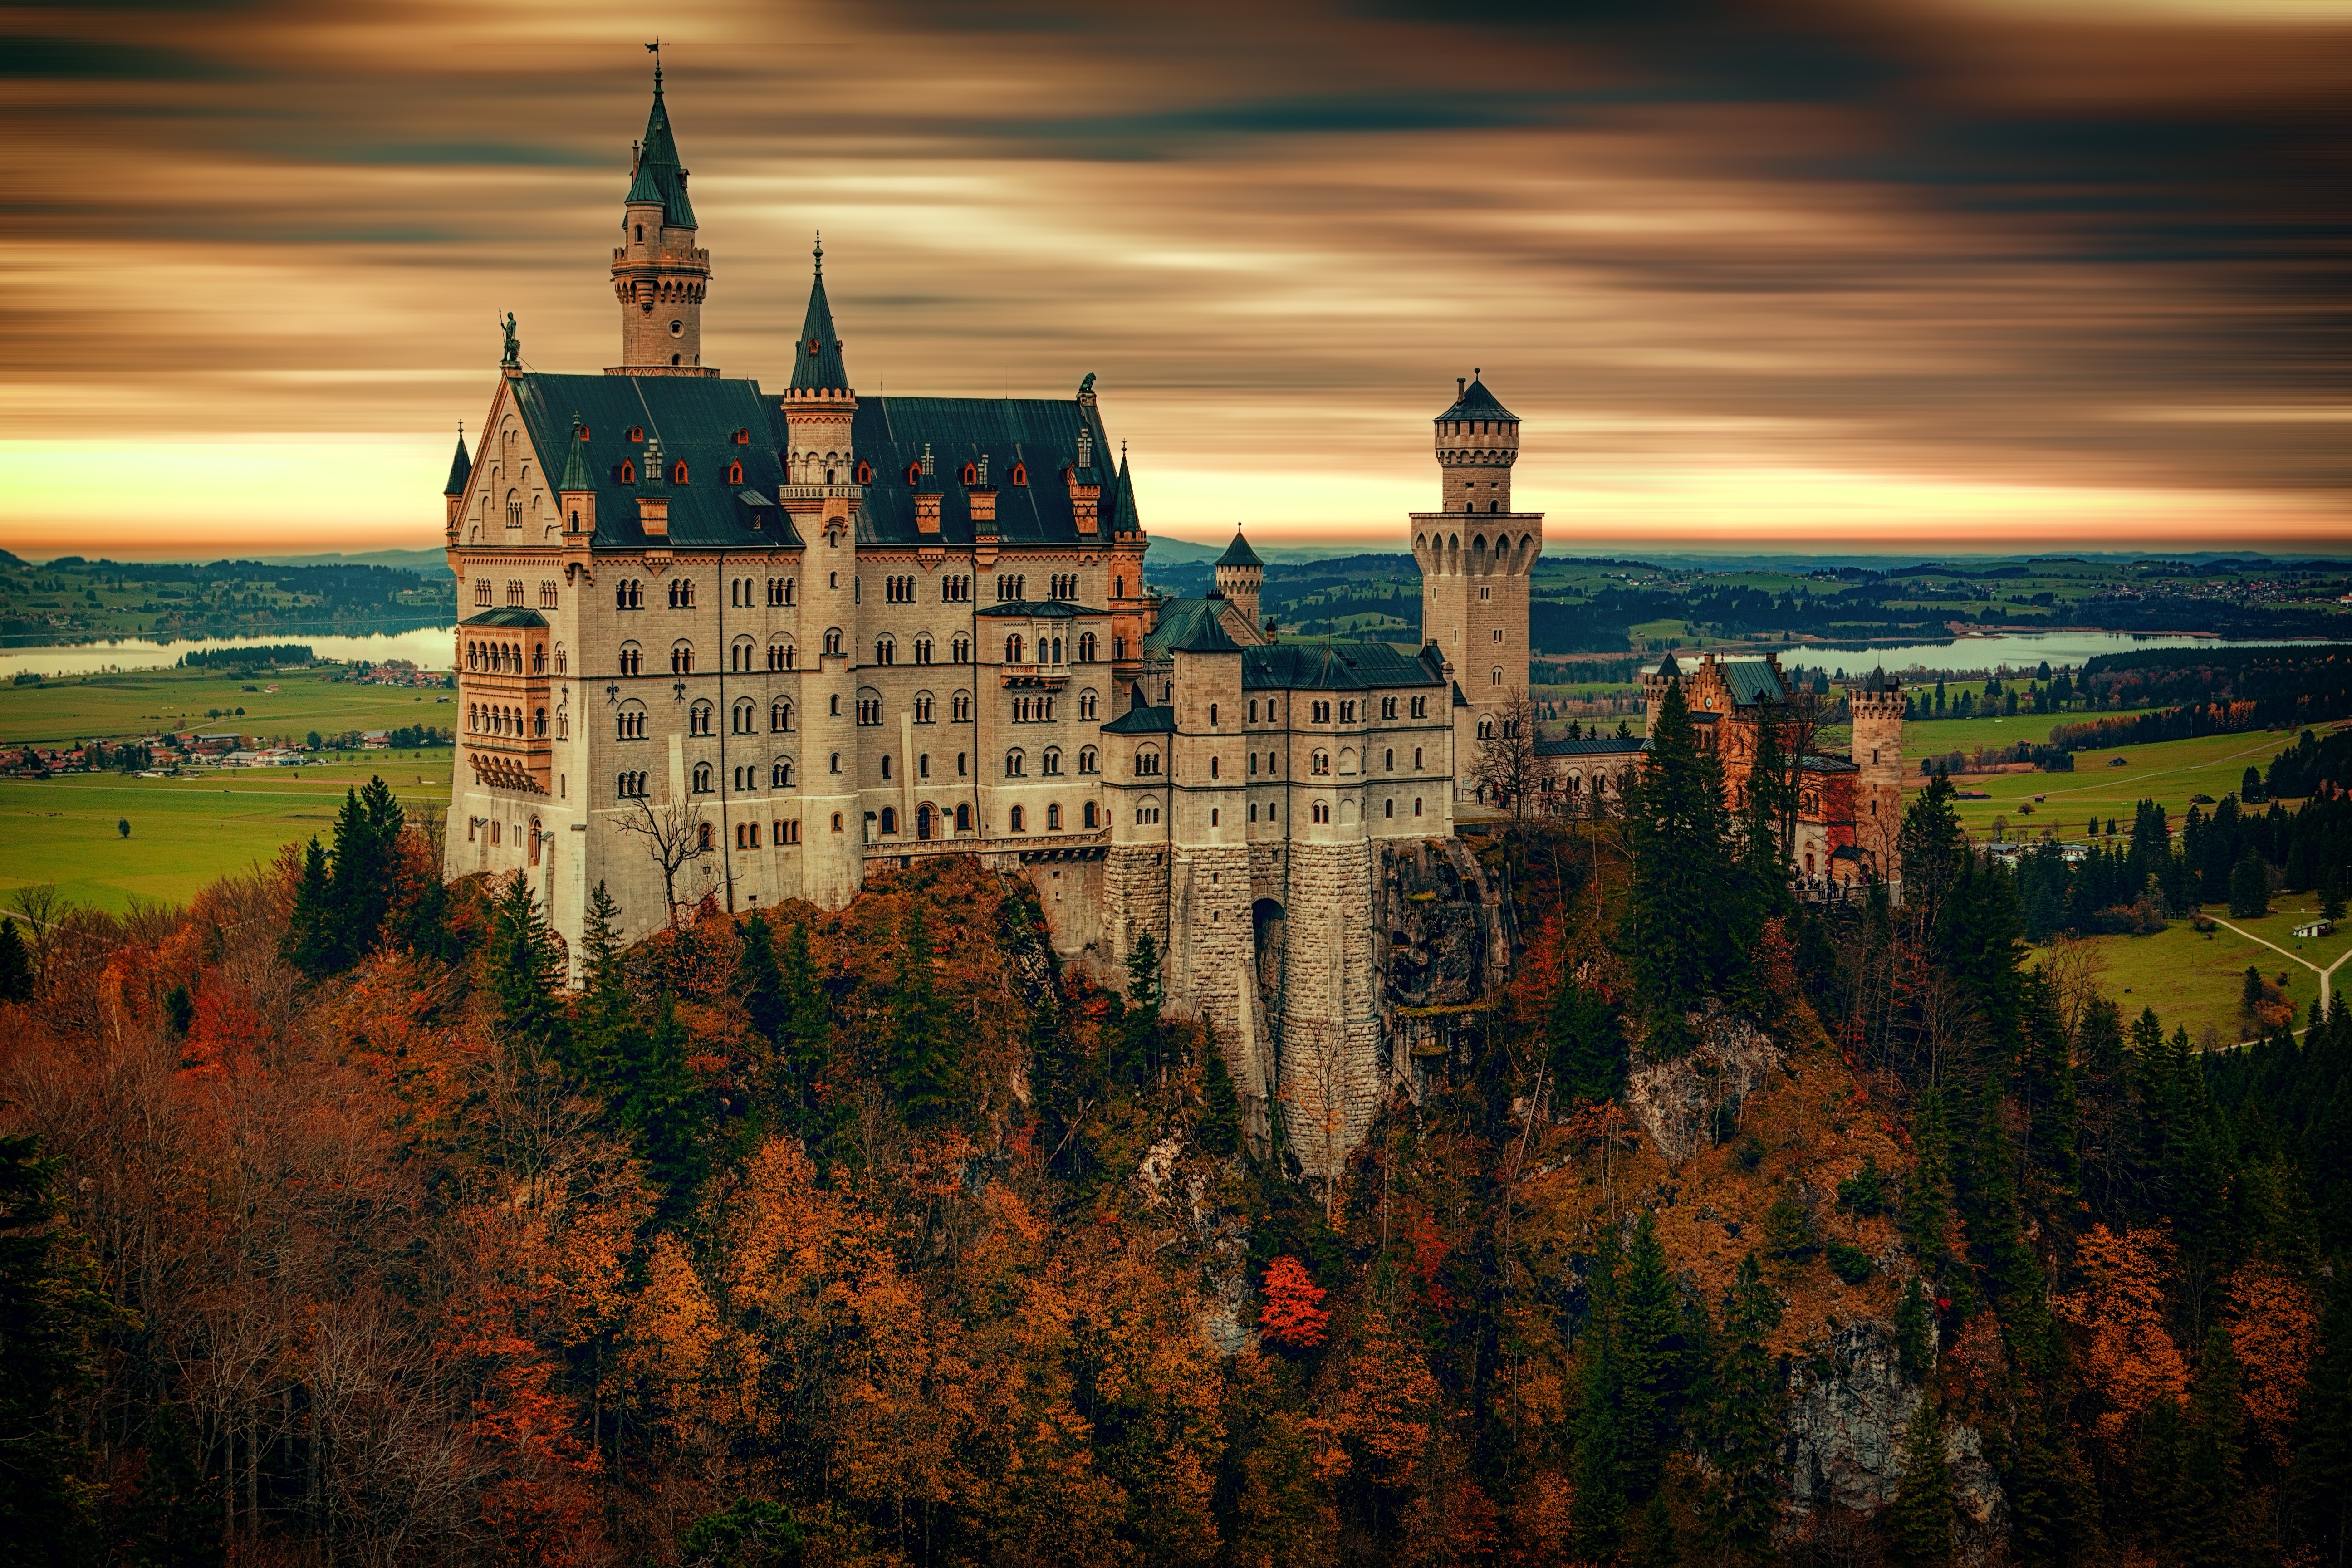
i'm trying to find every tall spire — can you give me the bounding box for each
[790,233,849,392]
[1111,445,1141,534]
[558,413,594,491]
[443,423,472,497]
[624,59,695,229]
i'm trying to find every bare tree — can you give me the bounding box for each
[612,793,715,927]
[1469,687,1544,818]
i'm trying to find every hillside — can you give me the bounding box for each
[1,690,2347,1566]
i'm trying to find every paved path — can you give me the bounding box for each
[2209,916,2352,1013]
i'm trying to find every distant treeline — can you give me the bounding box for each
[2045,648,2352,754]
[178,644,314,670]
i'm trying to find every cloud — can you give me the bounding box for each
[0,0,2342,554]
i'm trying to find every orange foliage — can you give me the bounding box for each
[2056,1224,2189,1444]
[2227,1262,2318,1458]
[1311,1309,1439,1491]
[1259,1255,1332,1349]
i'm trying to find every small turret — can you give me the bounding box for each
[443,425,472,533]
[780,237,858,523]
[557,413,595,538]
[1214,528,1264,632]
[609,59,715,376]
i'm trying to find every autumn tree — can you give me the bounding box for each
[1258,1257,1330,1350]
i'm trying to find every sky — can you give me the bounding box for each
[1,0,2346,560]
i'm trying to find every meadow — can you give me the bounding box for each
[1,665,455,748]
[1901,720,2309,843]
[0,665,456,911]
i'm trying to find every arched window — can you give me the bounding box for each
[1491,668,1503,686]
[671,641,695,675]
[726,461,744,485]
[956,803,972,833]
[1010,461,1027,486]
[690,702,713,736]
[698,822,714,849]
[771,699,793,732]
[855,460,872,484]
[1005,634,1024,664]
[692,762,713,793]
[773,758,795,787]
[875,637,895,666]
[1046,803,1062,830]
[1384,799,1394,818]
[881,755,892,780]
[1312,750,1330,775]
[1313,802,1331,823]
[733,699,755,734]
[1083,802,1098,828]
[1004,749,1025,777]
[672,461,689,485]
[620,460,636,485]
[952,636,971,663]
[1078,631,1097,662]
[1136,748,1160,777]
[1009,805,1026,833]
[824,628,843,657]
[1042,748,1063,775]
[914,636,933,666]
[880,806,898,835]
[1078,746,1098,774]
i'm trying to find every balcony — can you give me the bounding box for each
[998,663,1069,689]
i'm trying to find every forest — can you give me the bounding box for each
[3,684,2350,1567]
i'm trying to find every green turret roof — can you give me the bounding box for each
[1215,529,1263,569]
[443,428,472,496]
[624,62,697,229]
[789,238,849,392]
[1110,449,1141,534]
[558,414,594,492]
[1436,374,1515,424]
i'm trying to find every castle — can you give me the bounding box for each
[439,67,1543,1168]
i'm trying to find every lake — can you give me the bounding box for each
[1778,630,2348,678]
[0,626,457,679]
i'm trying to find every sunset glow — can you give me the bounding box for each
[1,0,2344,557]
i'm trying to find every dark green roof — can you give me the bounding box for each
[557,415,594,491]
[1720,659,1790,707]
[1240,641,1446,692]
[1140,596,1230,660]
[508,372,787,549]
[444,429,472,496]
[1436,375,1516,423]
[1215,529,1263,569]
[1102,700,1175,735]
[1535,736,1647,759]
[790,244,848,392]
[462,607,548,628]
[1171,604,1244,654]
[624,64,696,228]
[854,395,1113,547]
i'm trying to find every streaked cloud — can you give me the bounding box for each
[0,0,2343,557]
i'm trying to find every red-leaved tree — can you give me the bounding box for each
[1259,1256,1331,1350]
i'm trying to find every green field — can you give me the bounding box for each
[2040,894,2352,1049]
[1903,724,2320,844]
[0,666,456,912]
[1,666,454,748]
[0,760,453,912]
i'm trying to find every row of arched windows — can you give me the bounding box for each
[1001,746,1098,778]
[467,701,549,739]
[466,638,554,675]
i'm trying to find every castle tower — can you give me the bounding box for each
[1847,669,1906,893]
[1214,530,1265,634]
[780,241,863,907]
[608,61,716,377]
[1409,372,1542,802]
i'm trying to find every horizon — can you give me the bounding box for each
[0,0,2345,558]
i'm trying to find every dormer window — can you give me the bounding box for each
[620,460,637,485]
[628,426,645,443]
[1009,462,1027,486]
[905,461,922,485]
[960,462,978,485]
[733,428,750,445]
[855,461,872,485]
[726,461,744,485]
[672,461,689,485]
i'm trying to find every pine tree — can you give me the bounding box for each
[886,905,961,1126]
[1573,1231,1628,1561]
[282,836,336,977]
[1895,1275,1936,1382]
[1624,676,1741,1051]
[1617,1210,1686,1499]
[738,911,784,1051]
[0,1132,114,1566]
[1548,973,1626,1105]
[0,916,35,1003]
[2228,847,2269,919]
[485,872,568,1061]
[627,990,706,1208]
[1887,1392,1955,1567]
[572,882,632,1091]
[1116,930,1164,1087]
[327,776,407,965]
[1198,1044,1241,1158]
[1704,1252,1786,1563]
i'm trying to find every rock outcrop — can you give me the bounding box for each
[1625,1000,1781,1162]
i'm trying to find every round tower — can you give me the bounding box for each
[609,60,716,377]
[1213,528,1265,634]
[1409,371,1543,804]
[1847,670,1906,894]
